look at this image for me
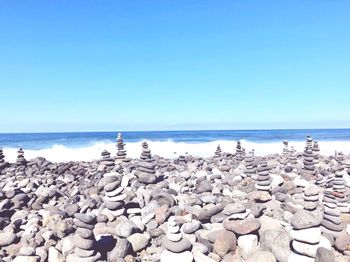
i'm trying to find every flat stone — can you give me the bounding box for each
[73,235,94,250]
[77,228,94,239]
[246,251,276,262]
[74,213,95,224]
[292,236,331,258]
[182,220,201,234]
[290,227,321,244]
[224,217,260,235]
[160,250,193,262]
[127,233,150,252]
[162,236,192,253]
[290,210,322,230]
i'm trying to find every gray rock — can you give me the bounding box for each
[182,220,201,234]
[315,247,335,262]
[115,219,137,238]
[127,233,150,252]
[162,236,192,253]
[260,229,290,262]
[290,209,322,229]
[109,238,130,260]
[0,231,17,247]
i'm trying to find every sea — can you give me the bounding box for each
[0,129,350,162]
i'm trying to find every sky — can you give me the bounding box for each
[0,0,349,133]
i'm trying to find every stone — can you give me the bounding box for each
[224,217,260,235]
[238,234,258,259]
[48,247,64,262]
[260,229,291,262]
[162,237,192,253]
[292,236,331,258]
[160,250,193,262]
[290,209,322,229]
[0,231,17,247]
[290,227,321,244]
[115,219,137,238]
[335,234,350,253]
[109,238,130,260]
[315,247,335,262]
[246,251,276,262]
[127,233,150,252]
[182,220,201,234]
[213,230,237,257]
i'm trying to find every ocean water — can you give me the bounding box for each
[0,129,349,162]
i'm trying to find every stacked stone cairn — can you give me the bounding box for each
[103,175,126,217]
[235,141,245,161]
[160,216,193,262]
[16,148,27,167]
[255,158,271,192]
[332,166,349,213]
[289,187,331,260]
[302,144,316,175]
[214,144,222,160]
[99,150,114,172]
[0,148,9,170]
[282,140,289,156]
[321,202,345,238]
[243,152,255,178]
[313,141,320,164]
[67,213,101,262]
[177,155,186,165]
[116,132,129,162]
[288,146,298,165]
[306,136,313,148]
[135,142,156,184]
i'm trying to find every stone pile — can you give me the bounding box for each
[288,146,298,164]
[103,175,126,217]
[116,132,128,161]
[177,155,186,165]
[67,213,101,262]
[255,158,271,192]
[135,142,156,184]
[302,146,315,175]
[243,152,256,178]
[99,150,114,172]
[160,216,193,262]
[332,167,349,213]
[0,148,8,170]
[214,144,222,159]
[16,148,27,167]
[303,184,320,211]
[335,152,345,165]
[313,141,320,164]
[321,202,345,238]
[289,208,330,260]
[235,141,245,161]
[306,136,313,148]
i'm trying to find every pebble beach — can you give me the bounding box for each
[1,133,350,262]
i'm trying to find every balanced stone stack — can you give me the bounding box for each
[255,158,271,192]
[303,184,320,211]
[313,141,320,164]
[0,148,8,170]
[332,167,349,213]
[302,146,316,175]
[214,144,222,159]
[306,136,313,148]
[116,132,127,161]
[135,142,156,184]
[178,155,186,165]
[160,216,193,262]
[67,213,101,262]
[235,141,245,161]
[99,150,114,172]
[16,148,27,167]
[103,176,126,217]
[335,152,345,165]
[289,208,330,260]
[321,202,345,238]
[243,152,256,178]
[282,140,289,156]
[288,146,298,164]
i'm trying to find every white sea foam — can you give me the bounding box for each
[2,140,350,163]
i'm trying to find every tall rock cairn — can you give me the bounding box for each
[0,148,9,170]
[255,158,271,192]
[282,140,289,156]
[16,148,27,167]
[302,137,316,175]
[235,141,245,161]
[103,175,126,217]
[214,145,222,160]
[116,132,129,162]
[312,141,320,164]
[288,146,298,165]
[98,150,114,172]
[67,213,101,262]
[135,142,156,184]
[243,152,255,178]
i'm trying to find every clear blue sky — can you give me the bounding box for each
[1,1,349,132]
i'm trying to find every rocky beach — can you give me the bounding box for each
[1,133,350,262]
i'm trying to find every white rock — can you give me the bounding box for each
[237,234,258,259]
[160,250,193,262]
[271,174,284,187]
[48,247,64,262]
[288,251,314,262]
[292,236,331,258]
[193,251,216,262]
[290,227,321,244]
